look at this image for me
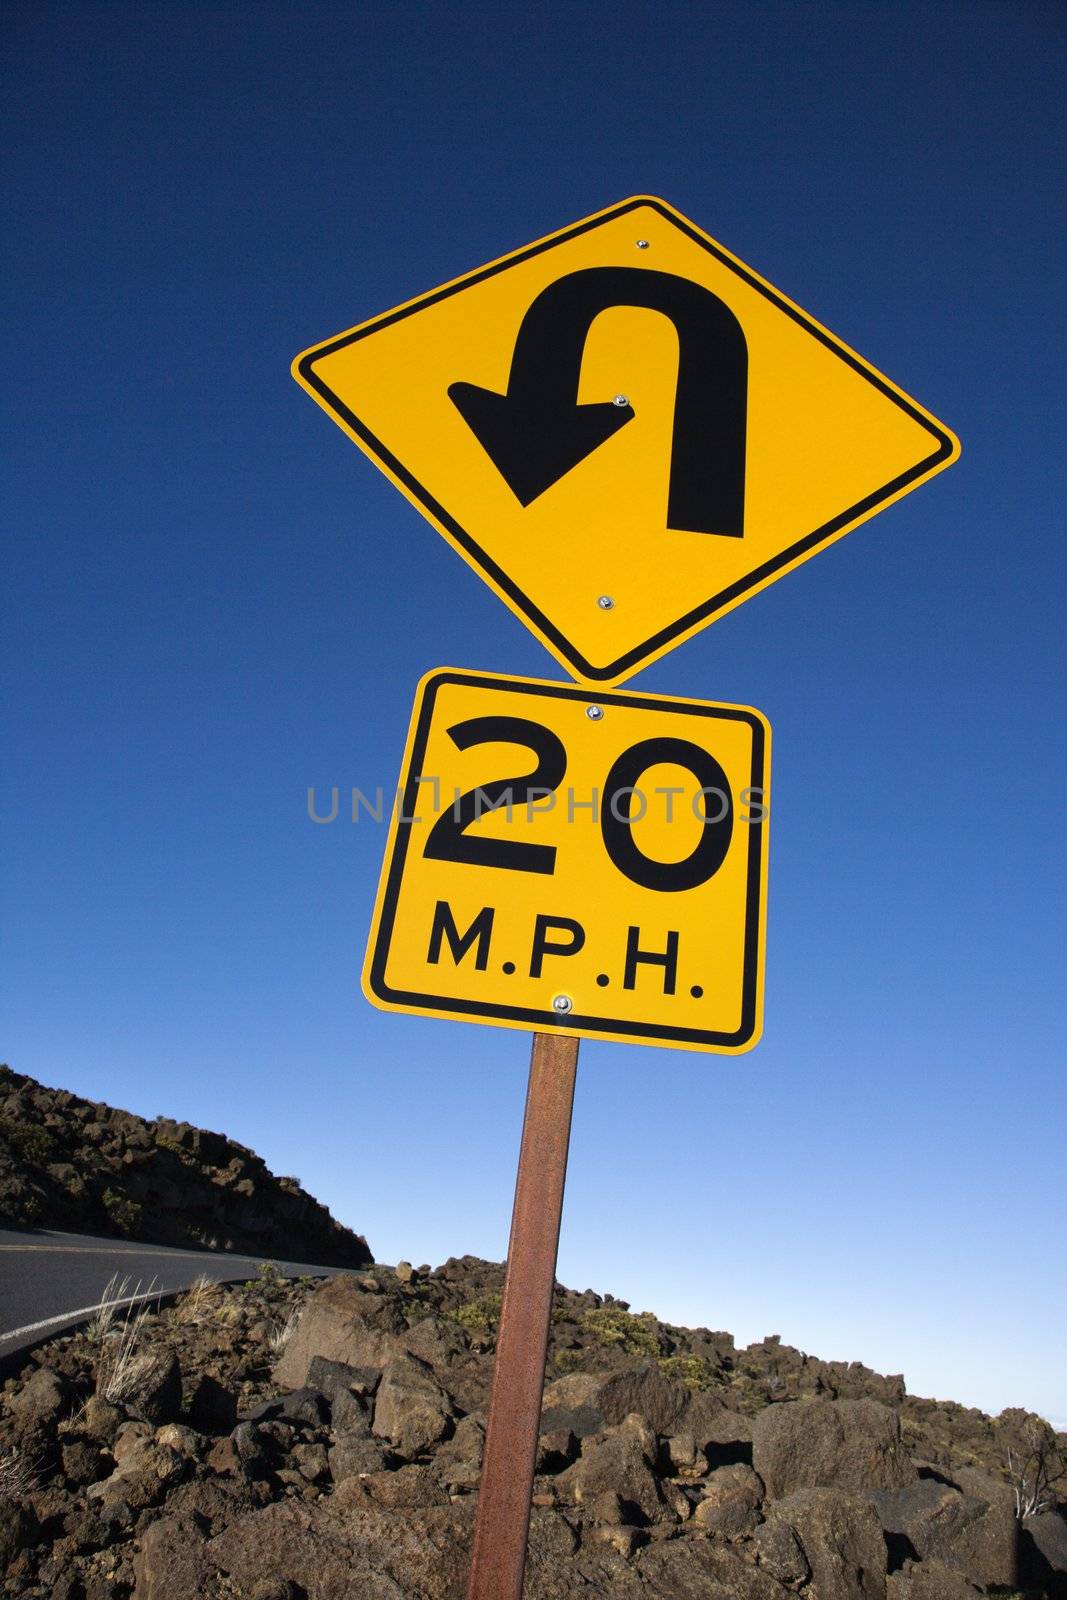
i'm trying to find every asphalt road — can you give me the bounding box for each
[0,1226,350,1368]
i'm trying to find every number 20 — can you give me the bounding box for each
[424,714,734,894]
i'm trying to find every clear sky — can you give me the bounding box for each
[3,1,1064,1424]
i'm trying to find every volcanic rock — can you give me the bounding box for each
[0,1064,371,1264]
[274,1278,404,1388]
[887,1560,984,1599]
[869,1476,1019,1588]
[1,1231,1063,1600]
[113,1348,182,1425]
[558,1413,668,1525]
[764,1486,888,1600]
[753,1397,916,1497]
[693,1460,764,1532]
[371,1355,454,1458]
[8,1367,70,1440]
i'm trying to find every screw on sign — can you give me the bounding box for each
[291,197,958,1600]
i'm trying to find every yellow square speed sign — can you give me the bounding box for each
[363,670,770,1053]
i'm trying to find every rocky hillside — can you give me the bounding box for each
[0,1066,371,1268]
[1,1255,1064,1598]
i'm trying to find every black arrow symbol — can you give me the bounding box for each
[448,266,748,537]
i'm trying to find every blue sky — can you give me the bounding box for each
[3,1,1064,1423]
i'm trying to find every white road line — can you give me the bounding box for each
[0,1288,164,1345]
[0,1258,346,1346]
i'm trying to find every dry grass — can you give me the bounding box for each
[85,1272,135,1344]
[174,1273,221,1324]
[0,1446,38,1497]
[267,1308,300,1359]
[94,1277,160,1404]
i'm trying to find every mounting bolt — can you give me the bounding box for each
[596,594,615,611]
[586,704,604,721]
[552,994,573,1015]
[612,394,630,407]
[636,239,650,249]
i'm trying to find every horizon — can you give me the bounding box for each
[7,1054,1065,1436]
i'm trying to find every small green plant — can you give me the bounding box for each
[257,1260,282,1282]
[451,1293,503,1334]
[101,1187,141,1236]
[0,1118,57,1166]
[725,1374,767,1416]
[399,1280,433,1308]
[657,1354,720,1391]
[553,1348,585,1374]
[580,1306,661,1357]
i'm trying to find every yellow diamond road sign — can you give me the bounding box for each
[363,669,770,1053]
[295,196,959,685]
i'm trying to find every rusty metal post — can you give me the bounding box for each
[466,1030,579,1600]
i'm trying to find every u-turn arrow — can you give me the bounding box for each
[448,265,748,538]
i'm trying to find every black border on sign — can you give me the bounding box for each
[367,672,767,1049]
[298,197,955,683]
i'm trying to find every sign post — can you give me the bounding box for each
[467,1030,578,1600]
[293,193,957,1600]
[358,662,770,1590]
